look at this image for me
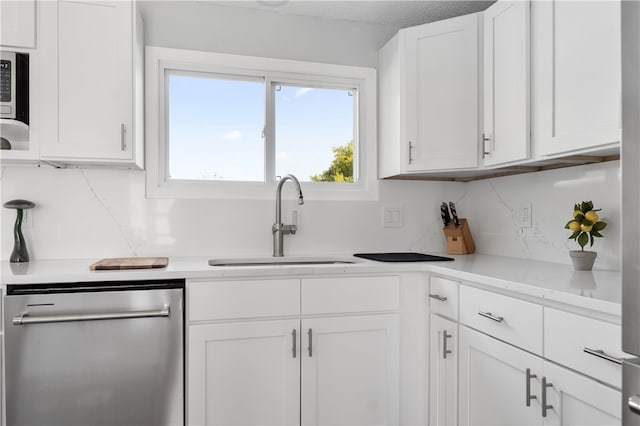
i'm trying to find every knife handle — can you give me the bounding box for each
[449,202,460,227]
[440,203,451,226]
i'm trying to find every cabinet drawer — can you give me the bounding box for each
[544,308,624,388]
[302,276,399,315]
[188,279,300,321]
[429,276,459,320]
[459,285,543,355]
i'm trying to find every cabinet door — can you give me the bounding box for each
[429,315,457,426]
[458,326,542,426]
[0,0,35,48]
[542,361,621,426]
[403,14,480,171]
[483,0,530,166]
[532,0,621,156]
[301,315,399,426]
[40,0,136,163]
[188,320,300,426]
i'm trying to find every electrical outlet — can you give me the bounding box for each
[517,202,533,228]
[382,205,404,228]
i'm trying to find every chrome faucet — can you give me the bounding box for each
[272,174,304,257]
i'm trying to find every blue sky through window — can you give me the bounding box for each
[168,73,355,182]
[169,74,265,181]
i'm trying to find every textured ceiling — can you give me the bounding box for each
[201,1,496,29]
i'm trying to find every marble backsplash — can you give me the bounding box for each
[0,165,466,262]
[464,160,621,270]
[0,160,621,270]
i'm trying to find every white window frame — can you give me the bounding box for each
[145,46,378,200]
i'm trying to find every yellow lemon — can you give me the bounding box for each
[580,223,593,232]
[585,211,599,223]
[568,221,580,231]
[573,210,583,218]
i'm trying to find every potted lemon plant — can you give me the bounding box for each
[565,201,607,271]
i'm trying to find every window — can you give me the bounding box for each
[146,47,377,200]
[274,84,356,183]
[168,73,265,181]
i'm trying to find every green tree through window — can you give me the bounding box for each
[310,141,354,182]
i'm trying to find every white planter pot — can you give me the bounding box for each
[569,250,597,271]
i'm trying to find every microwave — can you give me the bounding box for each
[0,51,29,124]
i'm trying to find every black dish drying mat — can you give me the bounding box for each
[354,252,454,262]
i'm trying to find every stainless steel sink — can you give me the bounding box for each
[208,256,361,267]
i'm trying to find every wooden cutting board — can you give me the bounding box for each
[89,257,169,271]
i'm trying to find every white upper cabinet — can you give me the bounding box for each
[532,0,621,157]
[39,0,144,168]
[378,13,481,177]
[483,0,531,167]
[0,0,36,49]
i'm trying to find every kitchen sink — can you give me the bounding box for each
[208,256,362,267]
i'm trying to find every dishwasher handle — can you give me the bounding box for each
[13,306,170,325]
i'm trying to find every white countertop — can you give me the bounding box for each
[0,254,621,315]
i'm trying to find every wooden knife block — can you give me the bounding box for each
[443,218,475,255]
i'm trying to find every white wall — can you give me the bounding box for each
[0,166,465,260]
[137,1,397,68]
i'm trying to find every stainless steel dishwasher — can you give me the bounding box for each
[4,279,184,426]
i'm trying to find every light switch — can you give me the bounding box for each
[383,205,404,228]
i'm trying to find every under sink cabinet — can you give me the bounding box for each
[187,276,400,426]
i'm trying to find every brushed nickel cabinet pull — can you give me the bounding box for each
[292,329,297,358]
[542,376,553,417]
[482,133,491,158]
[307,328,313,357]
[120,124,126,151]
[408,141,414,164]
[429,294,448,302]
[526,368,537,406]
[583,347,623,365]
[442,330,452,359]
[478,311,504,323]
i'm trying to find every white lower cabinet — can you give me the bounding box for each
[458,325,542,426]
[301,315,399,426]
[187,276,400,426]
[428,314,457,426]
[188,315,398,426]
[542,361,620,426]
[458,325,621,426]
[188,320,300,426]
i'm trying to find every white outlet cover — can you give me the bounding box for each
[383,205,404,228]
[517,202,533,228]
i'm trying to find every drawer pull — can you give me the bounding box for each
[429,294,448,302]
[478,311,504,323]
[583,347,622,365]
[525,368,537,406]
[542,377,553,417]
